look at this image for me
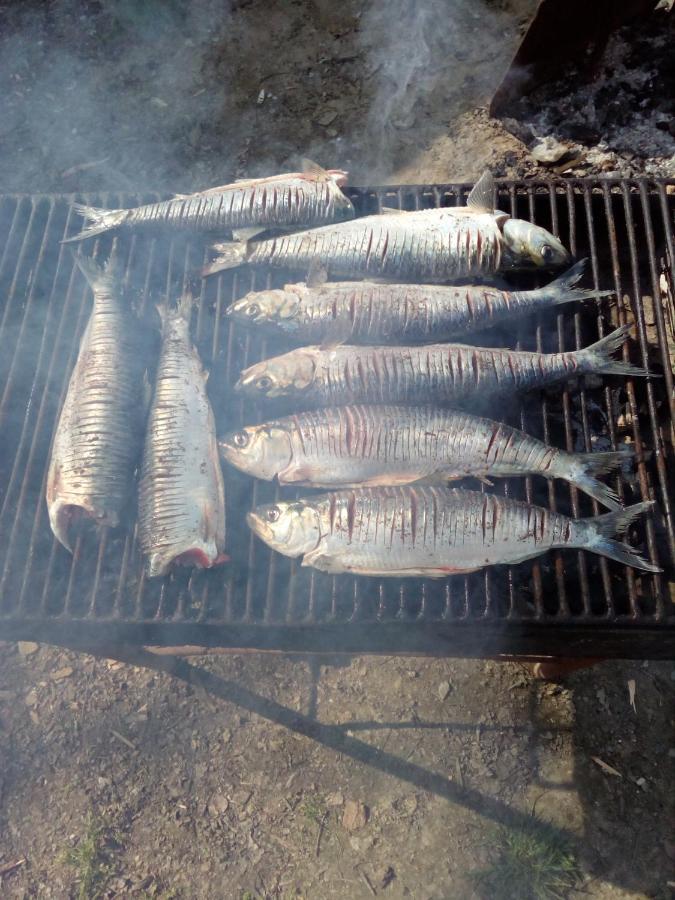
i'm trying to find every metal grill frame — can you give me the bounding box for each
[0,178,673,659]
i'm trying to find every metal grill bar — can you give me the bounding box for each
[0,180,672,658]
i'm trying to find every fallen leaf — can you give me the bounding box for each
[18,641,39,656]
[627,679,636,713]
[591,756,622,778]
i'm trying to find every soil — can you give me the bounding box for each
[0,2,674,899]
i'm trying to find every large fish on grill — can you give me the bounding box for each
[235,325,648,406]
[204,170,571,279]
[63,161,354,242]
[138,296,226,578]
[219,405,631,509]
[247,486,661,576]
[225,260,612,343]
[46,251,143,550]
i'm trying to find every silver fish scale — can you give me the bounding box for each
[282,406,559,484]
[308,343,581,404]
[138,307,225,575]
[308,486,572,573]
[247,209,502,281]
[125,177,351,231]
[46,277,142,540]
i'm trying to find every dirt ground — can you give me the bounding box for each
[0,1,674,898]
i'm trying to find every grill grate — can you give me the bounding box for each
[0,179,673,658]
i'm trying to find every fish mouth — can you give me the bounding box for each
[147,542,226,578]
[246,510,273,543]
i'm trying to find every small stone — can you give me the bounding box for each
[317,109,339,127]
[207,793,229,816]
[530,135,573,165]
[437,680,451,701]
[342,799,368,831]
[25,689,38,707]
[18,641,39,656]
[326,791,344,807]
[52,666,73,681]
[221,728,232,744]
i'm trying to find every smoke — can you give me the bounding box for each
[354,0,523,181]
[0,0,229,193]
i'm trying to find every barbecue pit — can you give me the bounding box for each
[0,177,673,659]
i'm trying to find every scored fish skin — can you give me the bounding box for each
[207,206,505,281]
[63,164,354,242]
[204,170,572,279]
[218,405,631,509]
[234,325,649,406]
[247,487,662,576]
[138,296,226,578]
[225,259,613,343]
[46,251,144,551]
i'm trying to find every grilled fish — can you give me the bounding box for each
[138,296,226,577]
[63,161,354,243]
[235,325,648,406]
[204,170,571,279]
[225,260,612,343]
[219,405,631,509]
[46,251,143,550]
[247,486,661,576]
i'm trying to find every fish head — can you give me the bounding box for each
[502,219,571,269]
[247,499,321,558]
[226,288,301,329]
[235,349,317,399]
[219,423,293,480]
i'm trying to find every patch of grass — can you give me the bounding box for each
[63,814,117,900]
[300,795,326,825]
[470,815,582,900]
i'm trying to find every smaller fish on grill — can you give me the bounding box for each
[46,249,144,550]
[247,486,662,576]
[63,160,354,242]
[219,405,631,509]
[234,325,650,406]
[204,170,571,280]
[138,296,226,578]
[225,259,612,343]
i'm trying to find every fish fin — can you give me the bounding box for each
[587,501,662,573]
[306,258,328,287]
[302,158,330,179]
[467,170,495,212]
[380,206,407,215]
[176,293,194,322]
[577,325,653,377]
[61,203,128,243]
[544,258,615,304]
[567,446,635,509]
[232,226,266,241]
[202,241,249,277]
[301,548,343,572]
[172,192,191,200]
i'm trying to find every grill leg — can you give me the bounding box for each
[532,658,604,681]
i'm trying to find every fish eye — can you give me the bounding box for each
[246,303,260,317]
[256,376,273,391]
[233,430,249,448]
[540,244,554,262]
[266,505,281,523]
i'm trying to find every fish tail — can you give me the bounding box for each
[72,245,121,291]
[62,204,128,243]
[202,240,248,277]
[567,445,634,509]
[575,325,650,376]
[543,258,615,305]
[585,500,662,572]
